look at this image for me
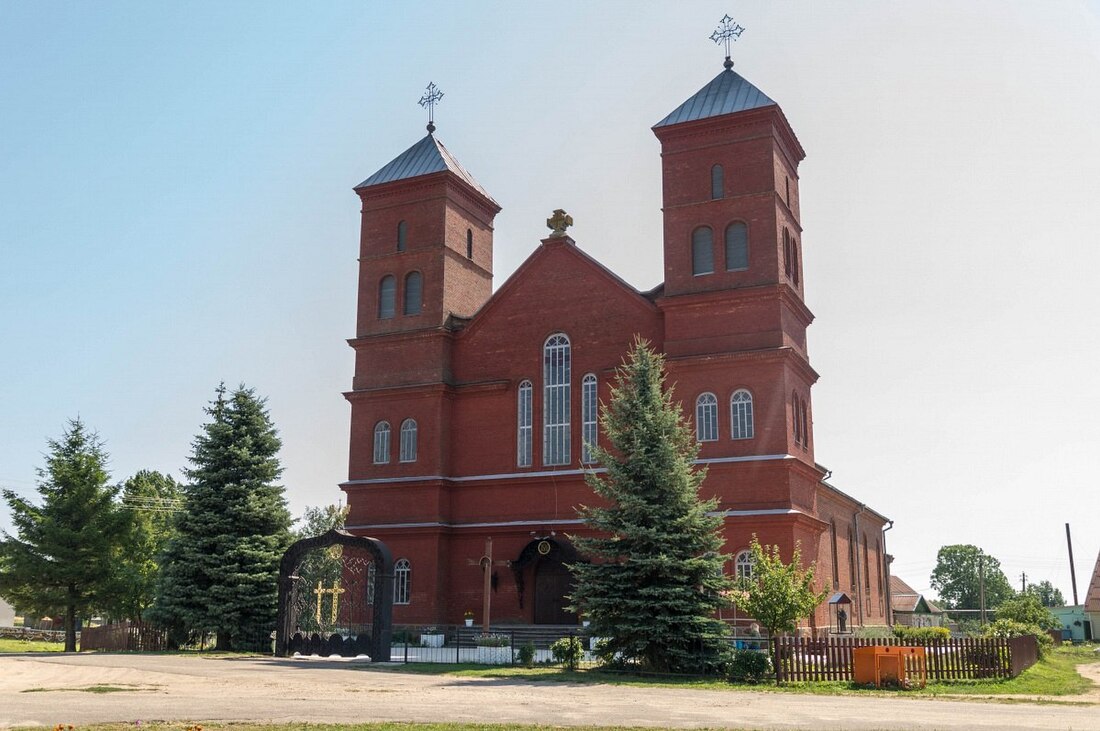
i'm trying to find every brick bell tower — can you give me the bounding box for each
[346,94,501,490]
[653,38,817,470]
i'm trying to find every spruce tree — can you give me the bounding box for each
[150,385,292,650]
[570,339,733,673]
[0,419,128,651]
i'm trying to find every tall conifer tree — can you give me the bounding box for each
[0,419,128,651]
[570,339,733,673]
[150,385,292,650]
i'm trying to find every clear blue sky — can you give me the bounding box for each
[2,1,1099,602]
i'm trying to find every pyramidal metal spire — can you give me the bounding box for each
[710,13,746,70]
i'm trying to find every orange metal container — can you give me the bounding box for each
[852,645,926,688]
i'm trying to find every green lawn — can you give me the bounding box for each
[0,637,66,653]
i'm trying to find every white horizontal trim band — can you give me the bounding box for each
[342,454,793,487]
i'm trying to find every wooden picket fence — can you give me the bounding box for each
[79,621,168,652]
[773,634,1039,683]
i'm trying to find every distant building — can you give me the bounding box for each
[889,576,945,627]
[342,54,893,631]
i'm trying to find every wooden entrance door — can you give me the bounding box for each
[533,558,576,625]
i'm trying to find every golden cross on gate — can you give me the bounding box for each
[313,580,345,625]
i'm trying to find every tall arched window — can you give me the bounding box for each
[800,396,809,447]
[863,533,870,589]
[876,540,884,602]
[403,271,422,315]
[783,228,792,279]
[830,520,840,588]
[791,237,800,286]
[394,558,410,604]
[848,527,856,590]
[792,391,802,445]
[373,421,391,464]
[397,220,407,252]
[517,379,533,467]
[581,373,598,463]
[725,222,748,271]
[711,164,724,200]
[735,550,755,580]
[378,275,396,319]
[691,227,714,276]
[695,392,718,442]
[399,419,417,462]
[730,389,754,440]
[466,228,474,259]
[543,334,571,465]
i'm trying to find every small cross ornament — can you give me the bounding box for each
[710,14,746,69]
[546,209,573,238]
[419,82,444,133]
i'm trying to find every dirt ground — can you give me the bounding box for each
[1,653,1098,731]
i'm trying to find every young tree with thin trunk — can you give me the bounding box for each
[730,535,827,638]
[0,419,128,651]
[570,338,733,674]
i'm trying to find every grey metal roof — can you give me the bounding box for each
[654,68,775,128]
[355,133,496,202]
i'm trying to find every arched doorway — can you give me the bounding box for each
[512,537,579,625]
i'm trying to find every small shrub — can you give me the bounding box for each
[518,641,536,668]
[550,635,585,670]
[727,649,771,683]
[893,625,951,643]
[982,619,1053,659]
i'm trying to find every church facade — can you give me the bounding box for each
[341,61,892,632]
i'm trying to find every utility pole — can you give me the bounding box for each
[1020,572,1027,594]
[1066,523,1080,605]
[979,552,987,627]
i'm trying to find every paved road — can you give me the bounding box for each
[1,653,1097,731]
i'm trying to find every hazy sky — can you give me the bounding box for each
[2,1,1099,603]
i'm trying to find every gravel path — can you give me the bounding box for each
[1,653,1097,731]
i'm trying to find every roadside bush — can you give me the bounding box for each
[893,625,951,643]
[518,641,536,668]
[727,649,771,683]
[982,619,1053,659]
[550,635,585,670]
[995,594,1060,631]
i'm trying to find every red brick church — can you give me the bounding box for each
[341,53,892,632]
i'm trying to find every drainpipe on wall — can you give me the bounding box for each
[882,519,895,627]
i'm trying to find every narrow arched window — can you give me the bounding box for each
[543,334,571,465]
[800,396,809,447]
[695,392,718,442]
[466,228,474,259]
[876,540,884,601]
[725,222,748,271]
[783,228,792,279]
[711,164,724,200]
[791,237,800,286]
[397,220,407,252]
[394,558,410,604]
[373,421,391,464]
[403,271,422,315]
[848,527,856,590]
[735,550,755,580]
[691,227,714,276]
[378,275,396,319]
[399,419,417,462]
[830,520,840,588]
[517,379,533,467]
[863,533,871,589]
[581,373,598,463]
[730,389,754,440]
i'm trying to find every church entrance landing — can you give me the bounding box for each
[512,537,579,625]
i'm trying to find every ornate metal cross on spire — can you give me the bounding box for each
[710,14,746,70]
[418,81,444,133]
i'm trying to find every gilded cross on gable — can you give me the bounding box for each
[710,14,746,69]
[546,209,573,238]
[418,82,444,133]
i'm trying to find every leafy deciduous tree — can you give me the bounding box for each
[0,419,128,651]
[1025,580,1066,608]
[149,385,292,650]
[569,338,733,674]
[929,544,1014,611]
[995,592,1060,631]
[730,535,828,638]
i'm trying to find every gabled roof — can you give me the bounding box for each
[355,133,496,203]
[654,67,776,128]
[1085,550,1100,612]
[890,575,943,614]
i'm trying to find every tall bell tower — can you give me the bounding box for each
[654,18,816,463]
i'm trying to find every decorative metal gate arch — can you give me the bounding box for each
[275,528,393,661]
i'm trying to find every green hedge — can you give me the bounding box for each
[893,625,951,642]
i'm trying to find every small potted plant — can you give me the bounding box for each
[463,610,475,627]
[419,626,444,648]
